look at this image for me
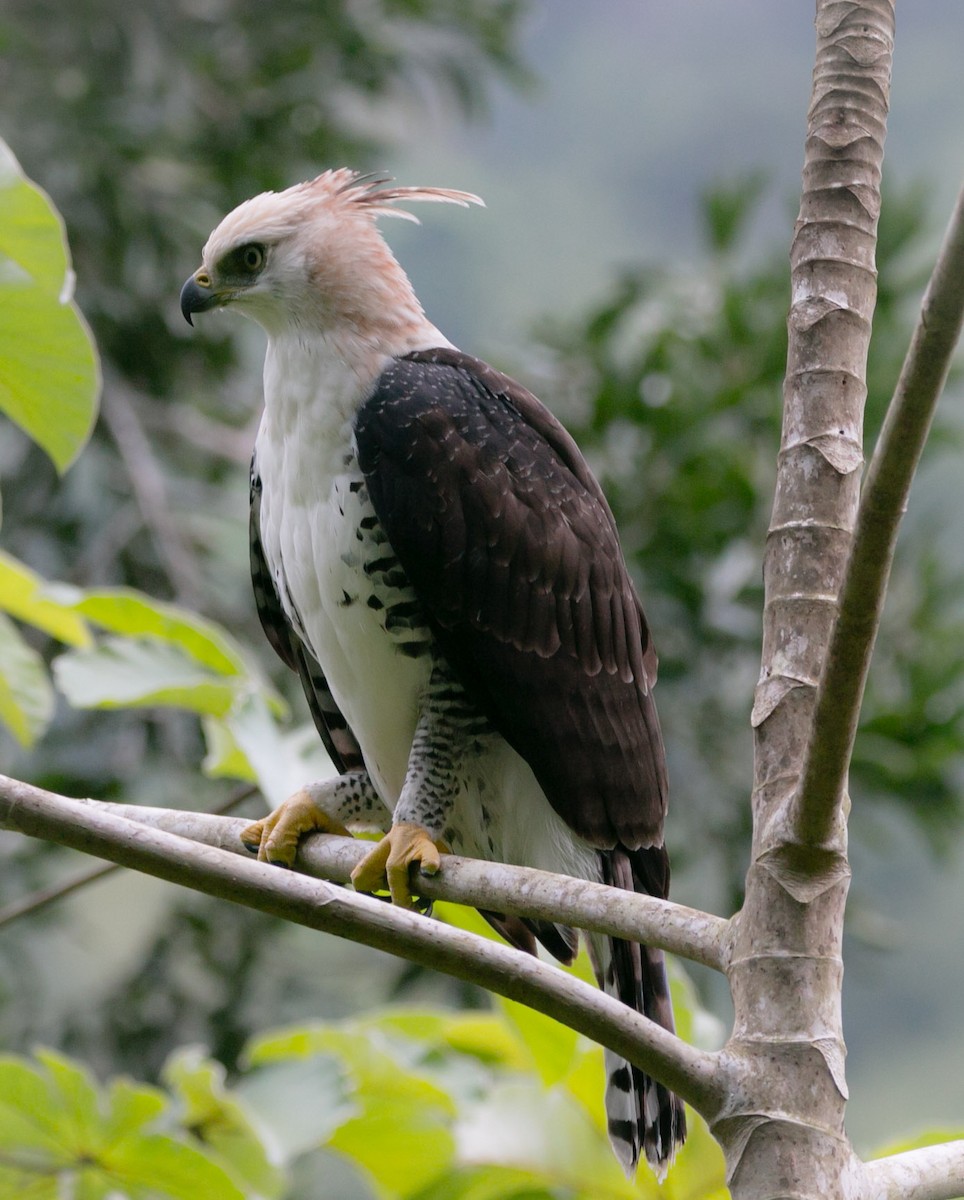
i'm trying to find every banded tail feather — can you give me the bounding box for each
[592,847,686,1178]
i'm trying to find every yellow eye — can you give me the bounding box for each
[240,244,265,273]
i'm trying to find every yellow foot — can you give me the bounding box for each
[350,822,444,909]
[240,788,350,866]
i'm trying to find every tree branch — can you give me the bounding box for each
[69,797,729,972]
[0,860,118,929]
[796,179,964,846]
[0,773,728,1117]
[0,785,257,930]
[751,0,893,869]
[863,1139,964,1200]
[100,378,203,604]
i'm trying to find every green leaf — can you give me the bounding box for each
[0,1055,72,1158]
[248,1021,457,1195]
[102,1076,169,1144]
[0,1049,247,1200]
[0,611,55,745]
[411,1165,559,1200]
[47,586,248,676]
[0,138,99,471]
[235,1055,356,1162]
[657,1113,728,1200]
[52,636,238,716]
[201,714,259,783]
[0,550,91,645]
[102,1133,247,1200]
[216,692,330,807]
[497,998,578,1087]
[361,1009,527,1072]
[331,1103,454,1198]
[163,1048,286,1199]
[453,1079,637,1200]
[0,1163,58,1200]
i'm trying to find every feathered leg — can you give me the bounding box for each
[240,772,390,865]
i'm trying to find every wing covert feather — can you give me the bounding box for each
[355,349,668,851]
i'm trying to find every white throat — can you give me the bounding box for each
[256,318,456,487]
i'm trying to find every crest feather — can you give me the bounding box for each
[330,170,485,224]
[201,169,483,268]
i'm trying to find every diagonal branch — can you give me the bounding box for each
[100,379,203,604]
[0,784,258,930]
[72,797,729,972]
[795,179,964,847]
[0,773,728,1117]
[863,1139,964,1200]
[750,0,893,872]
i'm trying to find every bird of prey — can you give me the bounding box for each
[180,169,685,1176]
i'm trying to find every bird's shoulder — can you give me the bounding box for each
[355,347,606,508]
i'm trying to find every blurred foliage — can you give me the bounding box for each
[0,0,535,1143]
[0,141,320,802]
[535,177,963,905]
[0,0,530,685]
[0,983,728,1200]
[0,139,99,473]
[0,144,99,747]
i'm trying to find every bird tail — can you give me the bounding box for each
[589,846,686,1179]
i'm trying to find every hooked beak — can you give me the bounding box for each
[180,271,220,326]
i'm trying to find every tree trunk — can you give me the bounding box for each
[720,2,895,1196]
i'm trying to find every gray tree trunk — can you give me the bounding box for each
[722,1,894,1194]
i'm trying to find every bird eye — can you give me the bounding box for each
[240,243,265,273]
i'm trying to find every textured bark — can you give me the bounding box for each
[799,181,964,837]
[863,1140,964,1200]
[67,797,729,970]
[726,2,895,1196]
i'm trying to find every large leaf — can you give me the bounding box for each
[452,1079,638,1200]
[201,713,260,784]
[52,636,240,716]
[46,585,248,676]
[0,550,90,645]
[0,611,55,745]
[163,1048,286,1199]
[248,1021,457,1196]
[0,1049,245,1200]
[206,692,331,807]
[410,1165,560,1200]
[497,998,579,1088]
[0,138,99,471]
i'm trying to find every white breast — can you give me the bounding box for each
[255,334,431,803]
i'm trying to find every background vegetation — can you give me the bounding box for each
[1,2,963,1194]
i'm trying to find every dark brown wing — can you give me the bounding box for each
[249,459,364,774]
[354,348,668,851]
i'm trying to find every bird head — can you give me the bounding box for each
[180,169,483,344]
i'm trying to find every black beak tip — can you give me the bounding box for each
[180,275,210,327]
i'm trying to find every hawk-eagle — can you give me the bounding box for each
[180,170,685,1176]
